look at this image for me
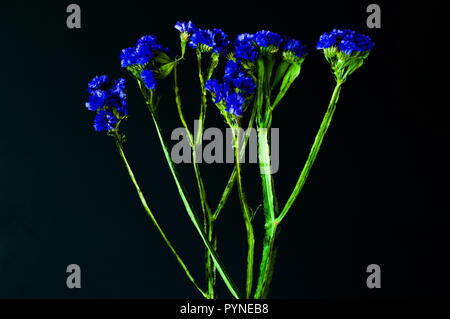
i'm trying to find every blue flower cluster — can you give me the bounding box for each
[85,75,128,132]
[189,28,230,53]
[174,21,196,36]
[120,35,172,90]
[234,31,307,62]
[120,35,170,68]
[205,60,256,116]
[316,29,374,54]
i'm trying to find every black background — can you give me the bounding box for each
[0,0,448,298]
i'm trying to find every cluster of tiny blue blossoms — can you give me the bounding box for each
[205,59,256,116]
[174,21,197,41]
[120,35,173,90]
[316,29,374,55]
[189,28,230,54]
[85,75,128,132]
[234,31,307,62]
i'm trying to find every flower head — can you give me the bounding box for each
[206,57,255,117]
[94,110,119,132]
[225,92,245,116]
[254,30,284,54]
[232,76,256,95]
[120,35,171,68]
[211,28,230,53]
[86,75,128,133]
[224,60,246,82]
[316,29,374,54]
[234,33,258,61]
[189,28,216,52]
[141,69,157,90]
[317,29,374,81]
[189,28,230,53]
[175,21,197,36]
[283,39,308,62]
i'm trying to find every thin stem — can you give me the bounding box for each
[213,102,258,220]
[277,81,343,223]
[113,134,207,298]
[149,111,241,299]
[226,117,255,299]
[174,63,193,145]
[194,50,216,298]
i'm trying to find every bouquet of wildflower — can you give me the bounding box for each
[85,23,374,298]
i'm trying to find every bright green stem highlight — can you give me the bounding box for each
[114,134,207,298]
[254,223,279,299]
[149,111,241,299]
[277,81,343,223]
[194,50,216,298]
[229,120,255,299]
[213,102,258,221]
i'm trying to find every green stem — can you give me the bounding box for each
[213,102,258,220]
[254,223,280,299]
[227,119,255,299]
[277,81,343,223]
[150,111,241,298]
[113,134,207,298]
[194,50,216,298]
[173,64,193,145]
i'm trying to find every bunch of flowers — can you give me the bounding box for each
[85,75,127,132]
[84,22,374,299]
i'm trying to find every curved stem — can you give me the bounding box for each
[114,134,207,298]
[277,81,343,224]
[213,102,258,220]
[149,111,241,298]
[228,119,255,299]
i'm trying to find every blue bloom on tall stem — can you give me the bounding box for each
[94,110,119,132]
[254,30,284,52]
[175,21,196,36]
[189,28,230,53]
[316,29,374,54]
[284,39,308,59]
[317,29,374,81]
[189,28,216,52]
[85,75,128,133]
[120,34,171,68]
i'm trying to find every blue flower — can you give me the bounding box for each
[94,110,119,132]
[189,28,216,51]
[86,76,128,133]
[232,77,256,95]
[189,28,230,53]
[141,69,157,90]
[224,60,246,82]
[120,47,138,68]
[120,35,172,68]
[87,75,110,94]
[205,79,229,103]
[175,21,196,35]
[316,29,374,54]
[254,30,284,48]
[234,33,258,61]
[211,28,230,53]
[225,92,245,116]
[284,39,308,59]
[85,91,109,111]
[205,78,220,93]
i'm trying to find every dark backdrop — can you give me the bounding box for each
[0,0,448,298]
